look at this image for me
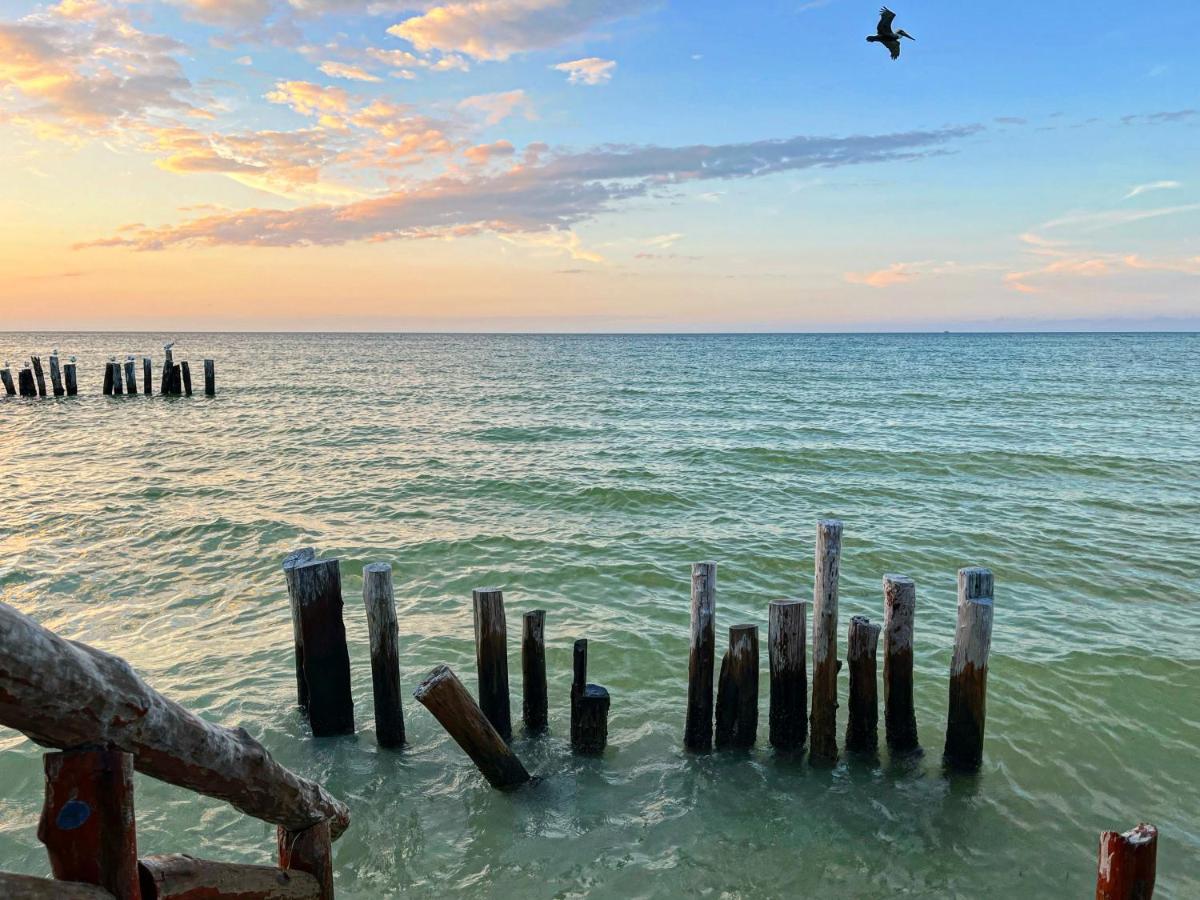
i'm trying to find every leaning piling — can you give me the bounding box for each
[289,558,355,737]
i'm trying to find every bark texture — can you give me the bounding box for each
[882,574,919,754]
[844,616,881,754]
[139,854,320,899]
[684,562,717,752]
[363,562,405,748]
[943,566,994,771]
[1096,823,1157,900]
[0,873,115,898]
[521,610,548,733]
[715,625,759,750]
[768,599,807,751]
[290,558,355,737]
[809,520,843,762]
[472,588,512,741]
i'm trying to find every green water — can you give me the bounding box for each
[1,332,1198,898]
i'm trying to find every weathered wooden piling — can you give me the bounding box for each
[472,587,512,741]
[844,616,881,754]
[102,362,113,395]
[809,519,843,762]
[570,639,610,754]
[1096,823,1157,900]
[20,366,37,397]
[290,558,354,736]
[160,347,173,395]
[171,363,182,396]
[684,561,717,752]
[277,819,333,900]
[37,748,139,899]
[138,854,321,899]
[124,358,137,395]
[413,665,531,789]
[113,359,125,395]
[715,624,759,749]
[49,354,64,397]
[282,548,316,708]
[31,355,47,397]
[521,610,548,733]
[1,365,15,396]
[204,358,215,396]
[142,357,152,395]
[944,566,995,771]
[883,574,919,753]
[65,361,78,396]
[180,360,193,396]
[768,599,807,751]
[363,562,405,749]
[0,873,115,898]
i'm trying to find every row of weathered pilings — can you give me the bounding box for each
[1,353,77,397]
[2,348,215,399]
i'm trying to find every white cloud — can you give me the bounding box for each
[553,57,616,85]
[1122,180,1181,200]
[318,61,383,82]
[458,89,535,125]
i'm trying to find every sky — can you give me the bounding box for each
[0,0,1197,331]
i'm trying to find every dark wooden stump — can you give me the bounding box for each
[160,348,173,395]
[844,615,881,754]
[170,363,182,395]
[31,355,47,397]
[37,748,139,899]
[203,358,215,396]
[521,610,548,733]
[180,361,192,396]
[883,574,919,754]
[102,362,113,396]
[570,639,609,754]
[768,598,807,751]
[291,558,354,737]
[472,587,512,741]
[809,519,842,763]
[944,566,994,771]
[0,873,114,898]
[65,362,78,396]
[142,357,152,395]
[277,819,333,900]
[684,561,717,752]
[715,624,759,749]
[282,548,316,709]
[139,853,321,899]
[1096,823,1157,900]
[123,359,137,396]
[570,638,588,747]
[112,359,124,395]
[413,665,531,789]
[2,366,15,396]
[20,366,37,396]
[363,562,405,749]
[49,354,64,397]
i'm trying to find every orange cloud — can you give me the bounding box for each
[845,262,918,288]
[464,139,516,165]
[458,90,535,126]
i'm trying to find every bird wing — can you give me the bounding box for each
[885,37,901,59]
[877,7,896,35]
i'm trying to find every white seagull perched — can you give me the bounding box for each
[867,7,915,60]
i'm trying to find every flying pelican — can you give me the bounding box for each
[868,7,915,60]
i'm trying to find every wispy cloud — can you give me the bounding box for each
[458,89,536,126]
[554,57,616,85]
[845,262,920,288]
[1122,180,1181,200]
[318,61,382,82]
[1120,109,1197,125]
[1041,204,1200,233]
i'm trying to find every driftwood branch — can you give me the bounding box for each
[0,872,115,898]
[138,854,320,899]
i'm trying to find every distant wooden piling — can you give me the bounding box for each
[123,358,137,396]
[282,548,316,709]
[138,853,320,899]
[521,610,548,733]
[570,639,610,754]
[1096,823,1157,900]
[413,665,531,789]
[809,519,843,762]
[102,362,113,396]
[684,561,717,752]
[113,359,124,395]
[160,348,173,395]
[142,357,152,395]
[171,363,182,396]
[290,558,354,737]
[37,748,139,899]
[31,355,47,397]
[65,362,78,396]
[844,616,881,754]
[768,599,807,751]
[204,359,215,396]
[277,819,333,900]
[883,574,919,754]
[180,360,193,396]
[20,366,38,397]
[944,566,994,771]
[363,562,405,749]
[715,624,759,749]
[472,587,512,741]
[1,366,14,396]
[49,354,64,397]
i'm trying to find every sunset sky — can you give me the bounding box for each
[1,0,1197,331]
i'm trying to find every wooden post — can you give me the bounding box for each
[521,610,548,733]
[203,359,215,396]
[570,638,587,747]
[20,366,37,396]
[472,587,512,741]
[413,665,531,789]
[684,561,717,752]
[282,548,316,708]
[142,357,152,395]
[715,624,759,749]
[768,599,807,751]
[123,358,137,396]
[102,362,114,396]
[1,365,15,396]
[160,347,173,395]
[170,363,182,396]
[65,361,78,396]
[1096,823,1157,900]
[113,359,124,395]
[31,355,47,397]
[0,874,115,898]
[809,519,843,762]
[291,559,354,737]
[883,574,919,754]
[944,566,995,771]
[277,819,333,900]
[138,854,321,899]
[844,615,881,754]
[569,639,609,754]
[363,562,405,749]
[180,360,193,396]
[37,748,139,899]
[49,354,64,397]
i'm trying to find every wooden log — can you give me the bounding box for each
[363,562,405,749]
[31,355,47,397]
[161,347,173,395]
[37,748,139,899]
[112,359,124,395]
[1,365,15,396]
[1096,823,1157,900]
[684,561,717,752]
[204,359,215,396]
[277,820,333,900]
[138,854,320,899]
[570,638,587,748]
[290,559,354,737]
[472,587,512,741]
[0,873,115,898]
[809,519,843,762]
[124,358,137,396]
[943,566,995,771]
[768,599,807,751]
[282,549,316,709]
[0,601,350,838]
[49,354,64,397]
[20,366,37,397]
[413,665,531,789]
[844,616,881,754]
[521,610,548,733]
[65,362,78,396]
[142,357,152,395]
[180,361,193,396]
[883,574,919,754]
[715,624,759,749]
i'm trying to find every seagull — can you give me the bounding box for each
[868,7,915,60]
[164,341,175,351]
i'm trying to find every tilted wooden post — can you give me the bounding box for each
[31,355,47,397]
[521,610,548,733]
[715,624,759,749]
[123,358,137,396]
[472,587,512,741]
[809,519,843,762]
[142,357,152,395]
[684,561,717,752]
[282,548,316,708]
[65,361,78,396]
[37,748,139,899]
[278,819,333,900]
[49,353,64,397]
[291,558,355,736]
[363,562,405,749]
[844,616,881,754]
[944,566,994,771]
[413,665,531,789]
[138,854,321,899]
[570,639,609,754]
[1,365,14,396]
[1096,823,1157,900]
[203,358,215,396]
[768,599,807,751]
[180,360,193,396]
[883,574,919,754]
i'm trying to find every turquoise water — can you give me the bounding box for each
[2,332,1198,898]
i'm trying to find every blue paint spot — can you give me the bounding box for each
[56,800,91,830]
